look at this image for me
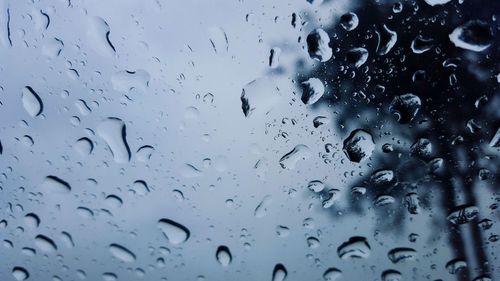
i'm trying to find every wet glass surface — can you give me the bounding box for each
[0,0,499,280]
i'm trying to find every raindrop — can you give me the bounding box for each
[215,246,232,266]
[410,35,434,54]
[337,236,371,259]
[272,264,287,281]
[157,218,190,245]
[375,24,397,55]
[301,78,325,105]
[12,267,29,281]
[279,144,311,170]
[307,28,332,62]
[447,205,479,224]
[22,86,43,117]
[388,247,417,264]
[446,259,467,274]
[340,12,358,31]
[381,270,402,281]
[241,77,281,117]
[345,47,368,68]
[40,176,71,193]
[449,20,492,52]
[97,117,131,163]
[109,243,136,262]
[389,94,421,123]
[34,234,57,253]
[323,268,342,281]
[343,129,375,163]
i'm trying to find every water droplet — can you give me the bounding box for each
[343,129,375,163]
[446,259,467,274]
[322,188,340,208]
[410,138,432,159]
[241,77,281,117]
[340,12,358,31]
[337,236,371,259]
[254,195,272,218]
[22,86,43,117]
[388,247,417,264]
[404,192,420,214]
[307,28,332,62]
[381,269,402,281]
[375,24,397,55]
[102,272,118,281]
[61,231,74,248]
[111,70,150,92]
[157,218,190,245]
[136,145,154,162]
[24,213,40,228]
[301,78,325,105]
[389,94,421,123]
[34,234,57,253]
[423,0,451,6]
[306,237,320,248]
[410,35,434,54]
[276,225,290,238]
[272,264,287,281]
[269,47,281,68]
[12,267,29,281]
[87,16,116,56]
[74,137,94,155]
[323,268,342,281]
[208,27,228,54]
[307,180,325,192]
[346,47,368,68]
[97,117,131,163]
[447,205,479,224]
[215,245,232,266]
[449,20,492,52]
[279,144,311,170]
[40,176,71,193]
[109,243,136,262]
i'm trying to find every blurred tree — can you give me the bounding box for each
[300,0,499,280]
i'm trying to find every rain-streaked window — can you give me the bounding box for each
[0,0,499,280]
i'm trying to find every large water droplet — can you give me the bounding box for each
[346,47,368,68]
[343,129,375,163]
[216,245,232,266]
[387,247,417,264]
[301,78,325,105]
[389,94,421,123]
[34,234,57,253]
[22,86,43,117]
[12,267,29,281]
[87,16,116,56]
[381,270,402,281]
[307,28,332,62]
[157,218,190,245]
[279,144,311,170]
[375,24,397,55]
[97,117,131,163]
[340,12,358,31]
[109,243,136,262]
[337,236,371,259]
[272,264,287,281]
[446,259,467,274]
[40,176,71,193]
[323,268,342,281]
[241,77,281,117]
[447,205,479,224]
[449,20,492,52]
